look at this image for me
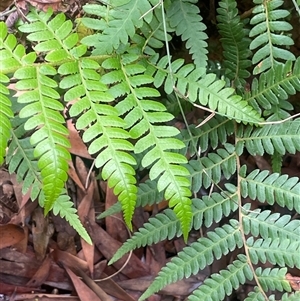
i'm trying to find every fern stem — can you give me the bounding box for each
[235,122,269,301]
[291,0,300,16]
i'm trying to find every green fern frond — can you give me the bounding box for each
[279,292,300,301]
[242,207,300,241]
[179,115,234,156]
[236,119,300,156]
[217,0,252,91]
[19,9,86,62]
[52,194,92,244]
[188,255,253,301]
[255,267,291,292]
[0,22,24,74]
[110,190,238,264]
[60,56,137,229]
[15,64,71,213]
[102,54,193,239]
[82,0,154,54]
[139,220,243,300]
[6,116,42,201]
[167,0,208,68]
[247,237,300,268]
[249,0,295,74]
[245,58,300,119]
[187,143,237,190]
[241,169,300,212]
[147,56,264,124]
[0,74,13,165]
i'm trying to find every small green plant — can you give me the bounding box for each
[1,0,300,300]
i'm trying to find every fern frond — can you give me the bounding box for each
[179,115,234,156]
[242,206,300,241]
[82,0,154,54]
[167,0,208,68]
[6,116,42,201]
[52,194,92,244]
[188,255,253,301]
[187,143,237,191]
[139,220,243,300]
[0,74,13,165]
[245,58,300,119]
[236,119,300,156]
[241,169,300,212]
[217,0,252,91]
[0,22,24,74]
[60,56,137,229]
[147,56,264,124]
[255,267,291,292]
[249,0,295,74]
[15,64,71,213]
[110,190,238,264]
[19,9,86,62]
[247,237,300,268]
[102,54,193,239]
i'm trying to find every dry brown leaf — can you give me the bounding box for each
[0,224,25,249]
[64,266,102,301]
[26,255,51,287]
[86,220,150,278]
[67,120,92,159]
[105,186,129,243]
[286,273,300,291]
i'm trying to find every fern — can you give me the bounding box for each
[139,220,243,300]
[188,255,253,301]
[245,58,300,119]
[217,0,252,92]
[249,0,295,74]
[1,1,300,300]
[147,55,264,124]
[0,74,13,165]
[167,0,208,68]
[241,169,300,212]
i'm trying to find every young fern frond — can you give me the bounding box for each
[52,194,92,244]
[249,0,295,74]
[60,55,137,229]
[147,56,264,124]
[167,0,208,68]
[217,0,252,92]
[102,54,193,239]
